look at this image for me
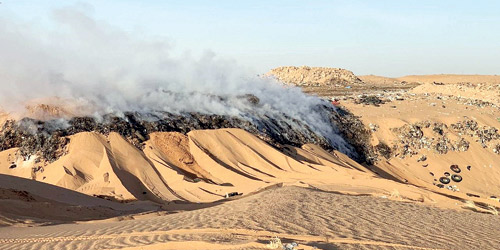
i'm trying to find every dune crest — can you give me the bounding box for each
[3,127,486,224]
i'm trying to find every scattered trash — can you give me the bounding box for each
[417,155,427,162]
[369,123,379,132]
[451,119,499,150]
[451,174,463,182]
[391,120,482,159]
[225,192,241,198]
[493,144,500,154]
[467,165,472,171]
[446,185,460,192]
[266,236,282,249]
[488,196,500,202]
[284,242,298,250]
[439,177,451,184]
[9,164,16,169]
[355,95,386,107]
[450,165,461,173]
[466,193,480,198]
[422,164,428,167]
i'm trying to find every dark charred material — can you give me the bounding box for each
[0,100,376,164]
[375,142,392,159]
[328,106,375,163]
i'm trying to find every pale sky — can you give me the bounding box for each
[1,0,499,76]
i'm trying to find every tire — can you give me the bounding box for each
[439,177,451,184]
[451,174,462,182]
[450,165,461,173]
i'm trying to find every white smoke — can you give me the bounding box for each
[0,7,354,154]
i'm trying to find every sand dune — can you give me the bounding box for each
[411,82,499,105]
[3,127,492,226]
[397,74,500,84]
[359,75,402,85]
[1,186,499,249]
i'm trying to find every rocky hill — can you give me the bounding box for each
[267,66,364,86]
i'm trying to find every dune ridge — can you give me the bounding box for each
[4,127,495,226]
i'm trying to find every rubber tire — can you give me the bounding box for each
[451,174,462,183]
[439,177,451,184]
[450,165,461,173]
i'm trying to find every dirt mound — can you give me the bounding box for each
[398,74,500,84]
[359,75,402,85]
[411,82,500,106]
[267,66,363,86]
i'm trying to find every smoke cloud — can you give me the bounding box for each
[0,7,355,155]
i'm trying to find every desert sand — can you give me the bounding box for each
[1,71,500,249]
[2,186,500,250]
[398,74,500,84]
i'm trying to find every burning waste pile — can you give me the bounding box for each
[0,7,375,165]
[0,92,375,165]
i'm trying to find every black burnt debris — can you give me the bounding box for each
[374,142,392,160]
[0,120,69,162]
[0,101,375,164]
[328,106,375,163]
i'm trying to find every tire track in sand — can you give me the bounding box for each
[0,228,449,250]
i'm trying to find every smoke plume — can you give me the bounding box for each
[0,7,356,155]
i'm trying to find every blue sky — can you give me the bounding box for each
[1,0,499,76]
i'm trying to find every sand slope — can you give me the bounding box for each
[411,82,499,105]
[1,124,499,249]
[342,83,500,207]
[398,74,500,84]
[1,186,499,249]
[2,127,489,225]
[359,75,402,84]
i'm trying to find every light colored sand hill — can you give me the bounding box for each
[267,66,363,86]
[411,82,499,105]
[2,97,96,121]
[1,186,499,250]
[0,174,154,226]
[398,74,500,84]
[359,75,401,85]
